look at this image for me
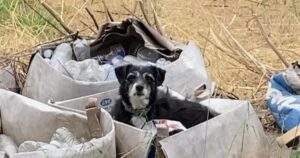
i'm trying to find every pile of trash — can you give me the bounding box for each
[0,90,115,158]
[0,16,290,158]
[43,40,172,82]
[22,17,212,104]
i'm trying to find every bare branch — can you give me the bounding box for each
[254,15,289,68]
[85,7,99,30]
[40,1,74,35]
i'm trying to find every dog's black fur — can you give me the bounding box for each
[111,64,218,128]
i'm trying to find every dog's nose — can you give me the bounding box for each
[136,85,144,92]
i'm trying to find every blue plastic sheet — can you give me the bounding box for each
[267,73,300,131]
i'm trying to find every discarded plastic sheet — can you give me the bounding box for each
[50,88,276,158]
[50,43,73,74]
[0,89,116,158]
[0,134,18,156]
[0,152,5,158]
[267,68,300,131]
[64,59,109,82]
[163,41,211,100]
[19,127,82,152]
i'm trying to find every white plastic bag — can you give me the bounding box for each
[163,41,211,100]
[50,43,73,74]
[64,59,109,82]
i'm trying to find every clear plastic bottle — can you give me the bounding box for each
[43,49,53,59]
[156,58,171,67]
[105,55,129,81]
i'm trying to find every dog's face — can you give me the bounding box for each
[115,64,166,110]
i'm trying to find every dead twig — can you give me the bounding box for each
[253,72,268,96]
[148,0,166,37]
[102,0,114,22]
[95,10,131,16]
[121,4,140,19]
[40,1,74,35]
[80,20,97,34]
[153,10,167,37]
[198,31,260,74]
[214,16,271,79]
[85,7,99,30]
[35,32,80,48]
[254,15,289,68]
[139,1,152,26]
[133,0,138,14]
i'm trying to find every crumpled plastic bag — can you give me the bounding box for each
[19,127,82,152]
[64,59,109,82]
[50,43,73,74]
[0,135,18,157]
[267,61,300,131]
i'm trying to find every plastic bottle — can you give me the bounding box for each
[51,43,73,73]
[156,58,171,68]
[105,55,129,81]
[136,47,160,62]
[73,39,90,61]
[43,49,53,59]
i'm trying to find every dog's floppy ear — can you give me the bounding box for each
[154,66,166,86]
[115,64,132,84]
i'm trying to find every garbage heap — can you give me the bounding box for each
[0,17,288,158]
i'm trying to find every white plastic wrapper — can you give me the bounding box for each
[19,127,82,152]
[64,59,109,82]
[0,135,18,156]
[50,127,81,148]
[50,43,73,74]
[18,141,48,152]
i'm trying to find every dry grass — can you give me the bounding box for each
[1,0,300,108]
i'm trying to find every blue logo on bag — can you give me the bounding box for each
[100,98,112,107]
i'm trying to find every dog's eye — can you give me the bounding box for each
[145,75,154,82]
[127,75,136,81]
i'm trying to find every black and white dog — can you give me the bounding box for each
[111,64,219,128]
